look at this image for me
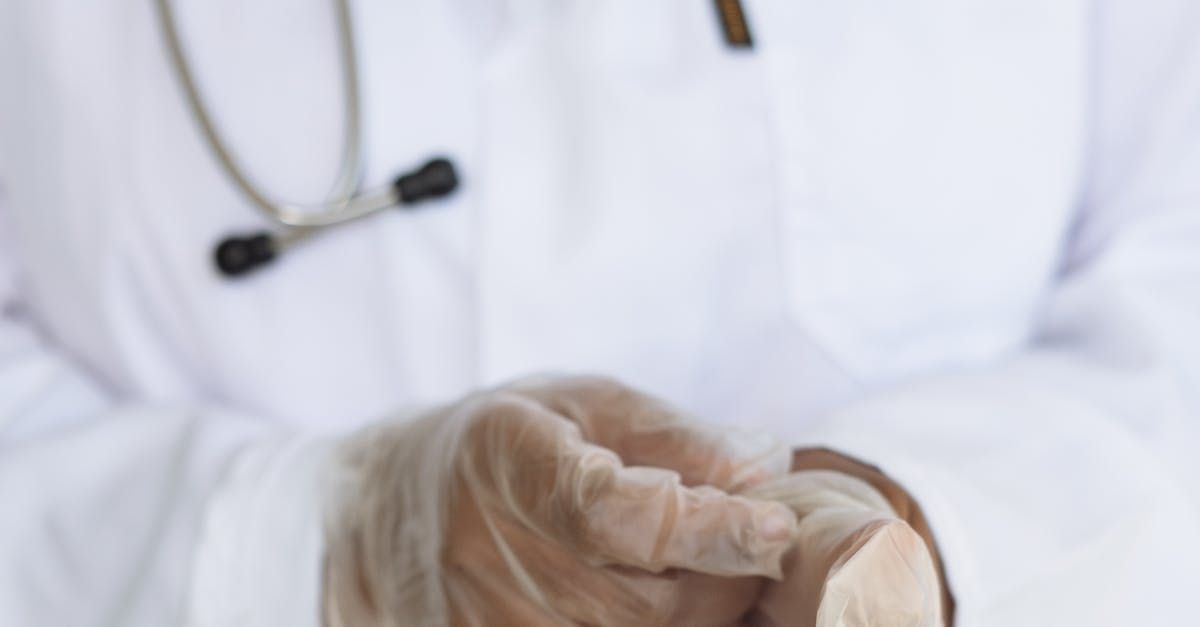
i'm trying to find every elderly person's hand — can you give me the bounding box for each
[743,450,953,627]
[323,376,799,626]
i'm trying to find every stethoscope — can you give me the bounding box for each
[153,0,460,278]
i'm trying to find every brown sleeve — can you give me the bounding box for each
[791,447,957,626]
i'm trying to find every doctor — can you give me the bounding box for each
[2,0,1199,625]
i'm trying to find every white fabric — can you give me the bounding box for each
[0,0,1198,625]
[797,376,1200,627]
[187,434,332,627]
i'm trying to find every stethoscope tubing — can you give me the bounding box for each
[153,0,400,228]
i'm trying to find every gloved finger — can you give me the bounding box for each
[618,569,765,627]
[507,375,791,490]
[446,567,561,627]
[458,393,797,578]
[446,507,766,627]
[746,469,895,517]
[445,469,658,627]
[547,567,765,627]
[446,529,659,627]
[581,470,796,577]
[664,571,764,627]
[516,559,762,627]
[452,481,768,627]
[744,472,942,627]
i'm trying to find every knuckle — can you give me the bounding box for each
[467,391,540,434]
[476,389,536,416]
[458,392,558,470]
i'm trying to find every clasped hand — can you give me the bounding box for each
[324,376,943,627]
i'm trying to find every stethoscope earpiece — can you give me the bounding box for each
[394,157,458,204]
[212,157,460,278]
[214,233,275,278]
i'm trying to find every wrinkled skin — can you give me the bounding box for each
[782,449,955,625]
[743,467,947,627]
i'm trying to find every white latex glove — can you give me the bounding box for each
[744,470,944,627]
[322,376,799,626]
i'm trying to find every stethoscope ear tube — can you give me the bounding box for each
[156,0,463,278]
[155,0,368,227]
[212,156,460,278]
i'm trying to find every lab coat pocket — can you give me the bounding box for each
[759,1,1084,384]
[776,204,1045,385]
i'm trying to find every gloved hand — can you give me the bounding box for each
[743,469,945,627]
[323,376,799,626]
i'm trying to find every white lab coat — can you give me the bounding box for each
[1,0,1198,625]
